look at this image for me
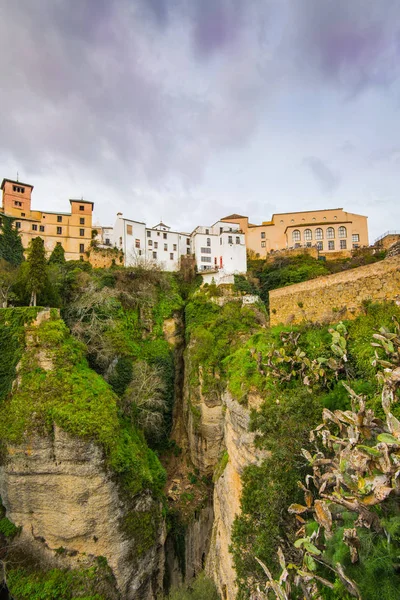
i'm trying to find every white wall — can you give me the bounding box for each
[145,228,191,271]
[112,215,146,266]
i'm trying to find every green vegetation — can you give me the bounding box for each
[247,250,387,309]
[0,311,166,497]
[164,572,220,600]
[26,236,48,306]
[213,451,229,482]
[185,291,267,400]
[0,215,24,266]
[48,243,66,265]
[0,498,20,538]
[6,562,114,600]
[229,301,400,599]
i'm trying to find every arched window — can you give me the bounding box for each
[315,228,323,240]
[304,229,312,241]
[292,230,301,242]
[206,237,211,247]
[327,227,335,239]
[338,226,347,238]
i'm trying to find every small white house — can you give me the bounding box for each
[144,222,191,272]
[191,220,246,275]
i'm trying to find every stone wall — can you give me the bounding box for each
[88,247,124,268]
[269,256,400,326]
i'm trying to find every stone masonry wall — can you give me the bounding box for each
[269,256,400,326]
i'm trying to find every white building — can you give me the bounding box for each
[191,220,246,275]
[113,214,191,271]
[111,214,246,276]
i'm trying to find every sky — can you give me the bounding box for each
[1,0,400,241]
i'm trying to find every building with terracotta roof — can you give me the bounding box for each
[0,178,93,260]
[222,208,368,257]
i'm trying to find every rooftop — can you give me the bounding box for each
[1,178,34,190]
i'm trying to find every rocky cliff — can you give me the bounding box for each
[0,426,165,599]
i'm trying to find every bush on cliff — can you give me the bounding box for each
[0,310,166,497]
[229,301,400,599]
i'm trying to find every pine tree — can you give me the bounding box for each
[0,215,24,266]
[48,243,66,265]
[26,237,47,306]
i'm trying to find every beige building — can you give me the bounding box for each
[222,208,368,258]
[0,178,93,260]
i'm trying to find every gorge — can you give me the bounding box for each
[0,257,400,600]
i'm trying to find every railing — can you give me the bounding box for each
[374,231,400,244]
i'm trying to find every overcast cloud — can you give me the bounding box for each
[0,0,399,239]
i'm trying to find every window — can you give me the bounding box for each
[304,229,312,241]
[316,241,323,251]
[340,240,347,249]
[138,250,142,256]
[105,238,110,245]
[220,227,223,234]
[13,185,25,193]
[201,256,212,263]
[21,213,25,216]
[163,232,167,239]
[14,201,22,207]
[328,241,335,250]
[57,227,62,234]
[147,230,151,237]
[57,215,62,223]
[148,239,153,246]
[173,244,177,251]
[236,236,240,244]
[79,205,84,211]
[79,228,84,236]
[16,221,21,229]
[170,253,174,260]
[135,239,140,248]
[315,228,323,240]
[206,237,211,247]
[338,226,347,238]
[153,251,157,259]
[205,229,209,235]
[154,241,158,249]
[30,224,37,231]
[201,247,211,254]
[79,243,85,253]
[80,255,84,261]
[292,230,301,242]
[228,235,233,244]
[127,225,132,235]
[187,248,190,254]
[261,232,266,239]
[80,217,85,225]
[261,241,266,248]
[352,234,360,243]
[306,242,312,247]
[39,225,45,232]
[164,243,168,251]
[327,227,335,239]
[220,238,222,245]
[186,238,190,245]
[157,231,160,236]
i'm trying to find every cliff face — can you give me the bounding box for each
[206,393,265,600]
[0,426,165,600]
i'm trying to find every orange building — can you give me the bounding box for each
[222,208,368,258]
[0,178,93,261]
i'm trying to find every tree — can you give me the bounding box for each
[0,260,18,307]
[48,243,66,265]
[26,237,47,306]
[123,361,167,439]
[0,215,24,266]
